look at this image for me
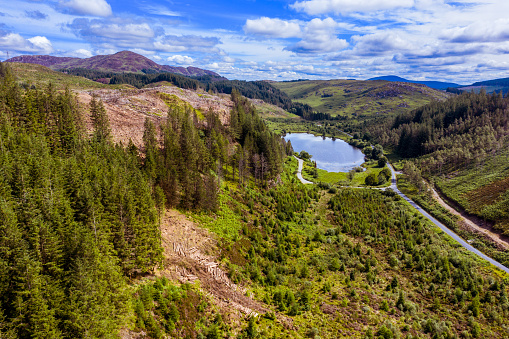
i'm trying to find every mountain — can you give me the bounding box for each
[472,77,509,87]
[368,75,461,90]
[6,50,221,78]
[273,79,450,118]
[450,76,509,95]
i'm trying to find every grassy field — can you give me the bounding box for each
[250,99,300,119]
[301,159,389,187]
[273,79,450,117]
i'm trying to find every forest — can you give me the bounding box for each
[364,90,509,168]
[62,68,203,90]
[0,62,289,337]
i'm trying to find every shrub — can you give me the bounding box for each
[365,173,378,186]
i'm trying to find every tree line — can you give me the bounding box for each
[62,68,202,90]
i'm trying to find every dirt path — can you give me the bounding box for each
[430,187,509,250]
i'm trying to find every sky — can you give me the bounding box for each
[1,0,509,83]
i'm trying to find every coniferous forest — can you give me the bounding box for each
[0,62,290,337]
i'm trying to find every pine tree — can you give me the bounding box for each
[90,94,111,144]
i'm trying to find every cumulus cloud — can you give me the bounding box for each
[167,55,195,65]
[244,17,301,38]
[25,10,48,20]
[68,19,155,47]
[291,0,414,15]
[351,32,414,56]
[0,33,53,54]
[68,48,93,58]
[445,19,509,43]
[60,0,112,17]
[285,18,348,54]
[154,35,220,53]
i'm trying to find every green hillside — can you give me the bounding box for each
[8,62,111,90]
[273,79,450,117]
[369,91,509,236]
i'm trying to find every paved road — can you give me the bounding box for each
[386,164,509,274]
[294,156,313,184]
[289,153,509,274]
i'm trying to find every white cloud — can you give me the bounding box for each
[286,18,348,54]
[223,56,235,63]
[291,0,414,15]
[244,17,301,38]
[154,35,220,53]
[68,48,93,58]
[60,0,112,17]
[351,32,414,56]
[142,5,180,17]
[27,36,53,53]
[68,19,155,47]
[445,19,509,43]
[88,23,153,41]
[0,33,53,54]
[167,55,195,65]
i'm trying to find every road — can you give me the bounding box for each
[386,164,509,274]
[289,152,509,274]
[294,156,313,184]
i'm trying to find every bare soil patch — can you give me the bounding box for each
[157,210,268,320]
[75,86,233,148]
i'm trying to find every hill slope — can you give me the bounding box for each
[368,75,461,90]
[8,62,110,90]
[370,91,509,235]
[273,79,450,117]
[6,50,221,77]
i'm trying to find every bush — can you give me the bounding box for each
[365,173,378,186]
[300,150,312,160]
[376,324,394,339]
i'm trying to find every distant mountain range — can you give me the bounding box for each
[368,75,461,90]
[6,51,221,78]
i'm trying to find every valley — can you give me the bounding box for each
[1,57,509,339]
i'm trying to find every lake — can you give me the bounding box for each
[284,133,365,172]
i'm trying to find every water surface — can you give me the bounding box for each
[284,133,364,172]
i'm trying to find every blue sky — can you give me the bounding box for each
[1,0,509,83]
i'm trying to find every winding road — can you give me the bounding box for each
[294,156,313,184]
[385,164,509,274]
